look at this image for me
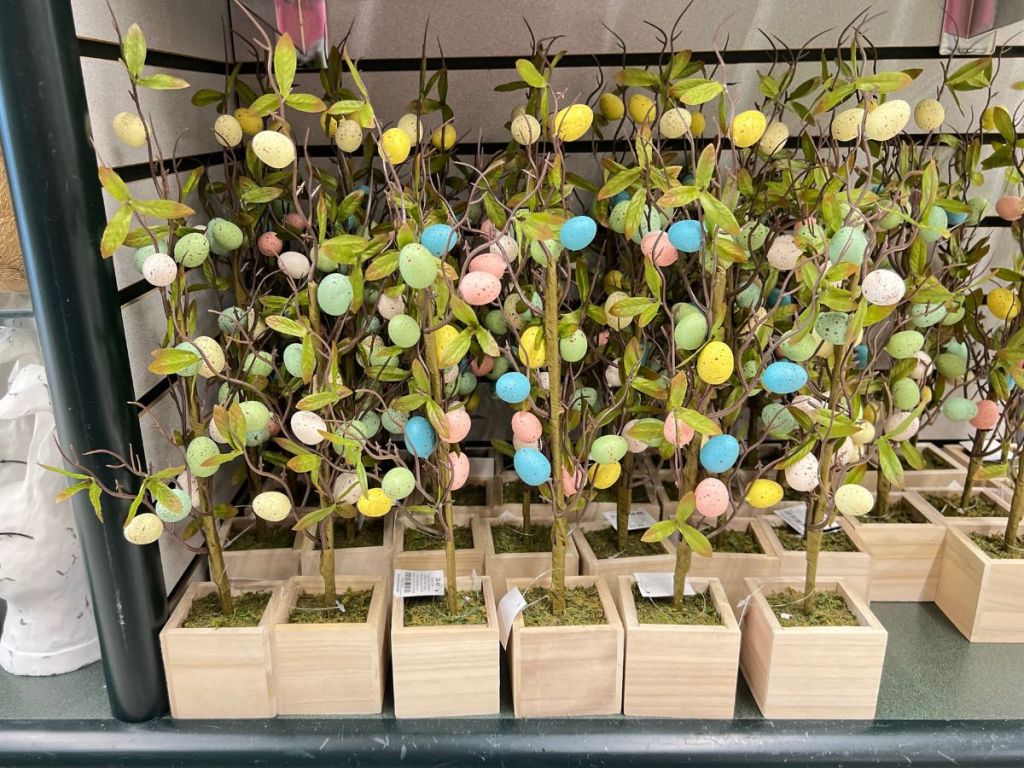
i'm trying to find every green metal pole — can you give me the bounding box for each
[0,0,168,721]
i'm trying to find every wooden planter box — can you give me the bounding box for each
[269,576,387,715]
[392,511,485,577]
[843,492,946,601]
[689,517,780,616]
[750,516,872,603]
[572,519,675,594]
[619,575,740,718]
[160,580,283,719]
[739,578,888,719]
[391,575,499,718]
[473,516,580,599]
[297,515,394,584]
[507,575,624,717]
[902,443,968,489]
[910,487,1011,528]
[451,477,496,519]
[935,521,1024,642]
[220,516,302,582]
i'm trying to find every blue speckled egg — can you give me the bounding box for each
[495,371,531,404]
[514,447,552,486]
[699,434,740,473]
[767,288,793,307]
[761,361,808,394]
[667,219,703,253]
[945,208,969,227]
[853,344,869,367]
[560,215,597,251]
[403,416,436,458]
[421,223,459,256]
[611,191,631,206]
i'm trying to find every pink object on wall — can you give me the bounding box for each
[274,0,328,64]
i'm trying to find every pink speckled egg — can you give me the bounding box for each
[971,399,1001,430]
[511,411,542,443]
[695,477,729,517]
[996,196,1023,222]
[562,465,586,496]
[283,212,307,231]
[458,271,502,306]
[662,414,695,447]
[470,356,494,376]
[641,231,679,267]
[480,219,498,239]
[258,231,283,257]
[449,451,470,490]
[468,252,507,278]
[278,251,310,279]
[597,330,610,346]
[268,417,281,436]
[446,407,472,443]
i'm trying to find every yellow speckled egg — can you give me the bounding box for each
[334,119,363,153]
[357,487,394,517]
[378,127,412,164]
[746,479,783,509]
[987,287,1021,320]
[599,92,625,120]
[113,111,147,147]
[433,324,459,361]
[511,113,541,145]
[252,490,291,522]
[551,104,594,142]
[518,326,547,368]
[659,107,692,139]
[831,108,864,141]
[697,341,734,385]
[213,114,243,148]
[589,460,621,489]
[759,121,789,154]
[397,113,424,143]
[432,124,456,150]
[835,484,874,516]
[627,93,656,124]
[233,107,262,135]
[689,111,706,136]
[914,98,945,131]
[252,130,296,168]
[730,110,767,148]
[604,291,632,331]
[864,99,910,141]
[851,419,875,446]
[123,512,163,545]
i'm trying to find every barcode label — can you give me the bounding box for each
[774,503,841,535]
[634,571,696,598]
[393,569,445,598]
[604,509,657,531]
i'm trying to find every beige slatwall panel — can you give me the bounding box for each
[72,0,231,60]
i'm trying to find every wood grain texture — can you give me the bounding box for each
[910,487,1012,528]
[269,576,387,715]
[474,516,580,599]
[689,517,780,616]
[392,511,485,576]
[507,575,624,717]
[573,519,675,592]
[160,580,284,719]
[297,514,394,588]
[619,576,740,718]
[738,578,888,719]
[390,575,499,718]
[220,516,302,582]
[0,150,26,292]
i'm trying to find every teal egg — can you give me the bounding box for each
[920,206,947,243]
[488,357,510,380]
[570,386,599,412]
[514,448,551,486]
[457,371,478,395]
[381,408,408,434]
[186,436,220,478]
[736,280,762,308]
[382,467,416,499]
[761,361,808,394]
[155,487,192,523]
[174,232,210,267]
[317,273,354,316]
[762,403,797,437]
[315,247,338,272]
[404,416,436,457]
[910,302,947,328]
[358,411,381,438]
[674,309,709,351]
[283,343,305,377]
[942,397,978,422]
[421,223,459,256]
[935,352,967,379]
[589,434,628,464]
[246,426,270,447]
[495,372,531,404]
[885,330,924,359]
[891,378,921,410]
[217,306,252,336]
[944,340,968,359]
[399,243,438,289]
[815,312,850,345]
[133,240,168,273]
[559,215,597,250]
[699,434,740,473]
[828,226,867,265]
[388,314,421,348]
[781,333,817,362]
[559,329,588,362]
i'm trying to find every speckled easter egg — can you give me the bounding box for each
[378,127,412,164]
[493,234,519,264]
[935,352,967,379]
[862,269,905,306]
[514,448,552,486]
[217,305,253,336]
[183,336,224,378]
[357,488,394,518]
[762,403,797,437]
[736,280,762,308]
[432,124,456,150]
[759,121,789,154]
[814,312,849,346]
[123,512,163,545]
[252,130,296,168]
[941,397,978,423]
[746,479,783,509]
[884,411,919,442]
[252,491,291,522]
[551,104,594,142]
[657,106,691,139]
[663,412,695,447]
[154,487,192,523]
[142,251,179,288]
[674,309,708,351]
[243,350,274,379]
[690,478,727,518]
[511,113,542,145]
[699,434,740,473]
[496,372,531,404]
[403,415,436,458]
[560,215,597,251]
[780,332,817,362]
[831,108,864,141]
[766,234,801,270]
[995,196,1023,221]
[239,401,271,434]
[376,291,405,320]
[828,226,867,265]
[518,326,546,368]
[833,484,872,516]
[381,408,408,434]
[396,113,424,144]
[589,434,628,465]
[891,378,921,410]
[233,107,261,135]
[470,356,494,377]
[739,222,769,252]
[511,411,542,444]
[920,206,947,243]
[468,252,506,279]
[599,92,625,120]
[914,98,945,131]
[604,291,632,331]
[885,330,924,359]
[971,400,1001,430]
[256,232,282,259]
[276,250,308,280]
[590,461,621,490]
[212,114,243,148]
[761,361,807,394]
[641,231,679,267]
[864,99,910,141]
[731,110,767,148]
[291,411,327,446]
[173,232,210,268]
[627,93,656,124]
[333,119,363,152]
[332,472,360,505]
[382,467,416,500]
[608,201,630,233]
[910,351,932,380]
[421,223,458,257]
[667,219,703,253]
[910,302,947,328]
[782,455,820,496]
[185,436,219,478]
[207,218,244,254]
[697,341,733,385]
[459,271,501,306]
[385,314,419,349]
[559,329,588,362]
[399,243,437,289]
[442,451,469,491]
[113,111,147,147]
[317,273,353,316]
[445,408,472,444]
[988,287,1021,320]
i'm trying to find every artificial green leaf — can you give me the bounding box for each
[122,23,146,80]
[266,315,308,338]
[136,73,190,90]
[641,519,677,543]
[132,199,194,219]
[515,59,547,88]
[100,203,132,258]
[148,347,198,375]
[274,33,297,97]
[679,522,712,557]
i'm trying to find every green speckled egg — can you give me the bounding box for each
[487,356,511,380]
[399,243,438,289]
[359,335,396,368]
[891,378,921,410]
[942,306,965,326]
[529,238,563,265]
[174,232,210,268]
[243,351,274,378]
[155,488,192,523]
[609,201,630,233]
[780,333,817,362]
[736,280,762,308]
[942,397,978,422]
[133,240,168,273]
[218,306,253,336]
[457,371,478,395]
[382,467,416,500]
[186,436,220,478]
[252,491,291,522]
[206,218,244,255]
[910,302,947,328]
[317,273,354,316]
[589,434,628,465]
[935,352,967,379]
[885,330,924,359]
[485,309,508,336]
[674,310,708,350]
[559,329,588,362]
[315,246,338,273]
[740,221,769,251]
[967,196,987,225]
[283,343,305,377]
[239,400,271,432]
[571,386,599,412]
[381,408,408,434]
[762,403,797,437]
[944,340,968,359]
[815,312,850,345]
[742,360,758,379]
[388,313,421,348]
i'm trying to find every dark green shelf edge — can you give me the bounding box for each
[2,718,1024,767]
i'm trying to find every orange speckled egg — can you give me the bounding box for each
[258,231,283,257]
[995,196,1023,221]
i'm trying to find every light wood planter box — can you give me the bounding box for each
[269,576,387,715]
[161,580,283,719]
[935,521,1024,642]
[493,471,656,522]
[572,519,674,595]
[451,478,497,519]
[391,575,499,718]
[220,516,302,582]
[473,516,579,599]
[901,443,968,488]
[297,515,394,584]
[507,575,624,717]
[392,511,485,577]
[843,492,946,602]
[739,578,888,719]
[910,487,1011,528]
[751,516,872,603]
[689,518,780,616]
[619,575,740,718]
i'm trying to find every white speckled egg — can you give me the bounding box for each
[278,250,310,279]
[397,113,425,143]
[864,99,910,141]
[142,253,178,287]
[459,270,501,305]
[784,453,820,492]
[831,108,864,142]
[123,512,163,544]
[759,121,789,154]
[767,234,802,270]
[192,336,225,377]
[884,411,920,442]
[511,113,542,145]
[914,98,945,132]
[377,291,406,320]
[291,410,327,445]
[658,107,692,139]
[862,269,905,306]
[493,235,519,263]
[604,291,632,331]
[333,472,360,504]
[834,485,874,516]
[113,111,147,147]
[213,114,243,148]
[334,119,363,152]
[252,130,296,168]
[604,364,621,388]
[252,491,291,522]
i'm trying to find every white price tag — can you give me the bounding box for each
[634,571,696,599]
[604,509,657,531]
[497,587,527,649]
[393,569,445,598]
[774,503,841,535]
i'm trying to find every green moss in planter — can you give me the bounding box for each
[768,588,859,627]
[316,517,385,550]
[968,533,1024,560]
[491,523,552,554]
[865,499,923,524]
[711,527,763,553]
[227,523,294,551]
[593,482,649,503]
[403,591,487,626]
[289,588,373,624]
[452,483,488,506]
[584,527,664,559]
[922,493,1007,518]
[633,585,720,626]
[522,586,605,627]
[403,524,474,551]
[503,481,542,504]
[920,450,955,470]
[774,527,858,552]
[183,591,271,628]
